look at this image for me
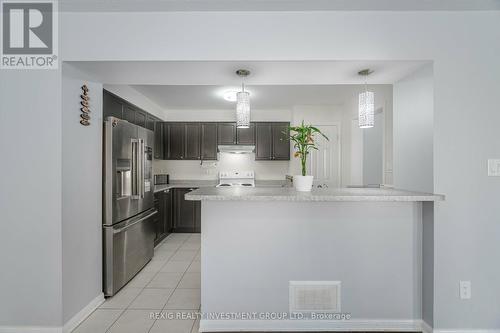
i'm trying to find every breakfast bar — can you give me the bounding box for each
[186,187,443,332]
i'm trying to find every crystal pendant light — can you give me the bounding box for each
[235,69,251,128]
[358,69,374,129]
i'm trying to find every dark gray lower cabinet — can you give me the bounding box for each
[173,188,201,233]
[154,189,173,245]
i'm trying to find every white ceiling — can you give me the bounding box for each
[69,60,429,86]
[60,0,500,12]
[130,84,390,110]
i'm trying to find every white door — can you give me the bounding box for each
[308,125,340,187]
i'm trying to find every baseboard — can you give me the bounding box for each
[199,319,423,332]
[62,293,105,333]
[433,331,500,333]
[420,320,433,333]
[0,327,62,333]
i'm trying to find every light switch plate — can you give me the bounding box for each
[487,159,500,176]
[459,281,471,299]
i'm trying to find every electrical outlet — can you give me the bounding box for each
[488,159,500,176]
[459,281,471,299]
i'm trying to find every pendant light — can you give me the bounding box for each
[358,69,374,129]
[235,69,251,128]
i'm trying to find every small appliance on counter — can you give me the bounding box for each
[154,174,170,185]
[217,170,255,187]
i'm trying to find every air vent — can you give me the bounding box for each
[289,281,341,313]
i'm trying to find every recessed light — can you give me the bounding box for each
[222,89,251,102]
[223,90,238,102]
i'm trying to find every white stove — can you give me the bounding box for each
[216,171,255,187]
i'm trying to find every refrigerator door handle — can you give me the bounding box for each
[140,139,145,198]
[112,209,157,234]
[131,139,140,199]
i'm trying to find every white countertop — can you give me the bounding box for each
[185,186,444,202]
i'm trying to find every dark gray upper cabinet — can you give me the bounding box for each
[154,121,164,159]
[236,123,255,144]
[145,114,156,131]
[201,123,218,160]
[123,105,136,124]
[218,122,237,144]
[272,123,290,160]
[255,122,290,160]
[135,110,147,127]
[184,123,201,160]
[166,123,185,159]
[255,123,273,160]
[103,91,123,119]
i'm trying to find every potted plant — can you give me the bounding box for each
[287,121,329,191]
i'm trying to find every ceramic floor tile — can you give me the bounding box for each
[177,273,201,289]
[186,261,201,273]
[147,272,184,289]
[128,288,174,309]
[164,289,201,310]
[153,250,176,261]
[193,251,201,262]
[127,271,156,288]
[107,309,156,333]
[180,242,201,250]
[149,313,195,333]
[142,260,167,272]
[72,309,123,333]
[191,318,200,333]
[99,288,142,309]
[170,250,198,261]
[161,260,191,273]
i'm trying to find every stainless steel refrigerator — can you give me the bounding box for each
[103,117,157,296]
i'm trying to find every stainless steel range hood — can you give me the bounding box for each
[218,145,255,154]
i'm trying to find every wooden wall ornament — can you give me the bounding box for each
[80,84,90,126]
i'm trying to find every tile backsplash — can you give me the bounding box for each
[153,153,289,180]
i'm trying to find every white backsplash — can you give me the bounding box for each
[153,152,289,180]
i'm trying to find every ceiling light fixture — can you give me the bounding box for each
[235,69,251,128]
[358,69,375,129]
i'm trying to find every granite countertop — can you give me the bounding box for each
[185,186,445,202]
[154,180,218,193]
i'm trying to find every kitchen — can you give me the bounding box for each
[66,58,440,333]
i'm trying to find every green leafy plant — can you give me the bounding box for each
[286,121,329,176]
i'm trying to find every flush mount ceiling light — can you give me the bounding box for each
[358,69,375,129]
[235,69,251,128]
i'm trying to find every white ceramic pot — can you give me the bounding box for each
[294,175,314,192]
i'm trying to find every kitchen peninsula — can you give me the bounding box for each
[186,187,443,332]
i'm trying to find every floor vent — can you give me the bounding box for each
[289,281,341,313]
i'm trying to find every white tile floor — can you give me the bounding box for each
[72,233,201,333]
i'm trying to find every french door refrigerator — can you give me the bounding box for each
[103,117,157,296]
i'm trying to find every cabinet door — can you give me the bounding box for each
[174,188,196,232]
[201,123,217,160]
[135,110,147,128]
[103,91,123,119]
[165,190,173,233]
[236,123,255,144]
[255,123,273,160]
[145,114,156,131]
[194,201,201,233]
[154,192,165,245]
[166,123,185,159]
[123,105,135,123]
[154,121,164,160]
[272,123,290,160]
[217,122,237,144]
[184,123,201,160]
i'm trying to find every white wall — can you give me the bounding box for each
[62,64,104,323]
[58,11,500,329]
[0,71,63,327]
[104,84,166,119]
[2,10,500,331]
[393,64,434,193]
